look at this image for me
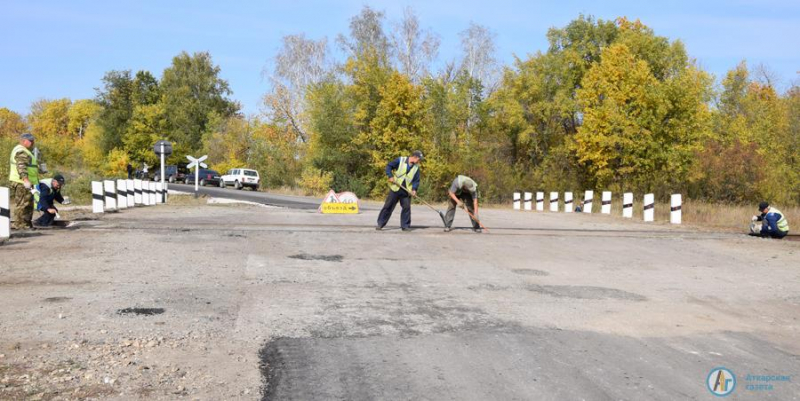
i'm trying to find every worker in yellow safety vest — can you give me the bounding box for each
[8,133,40,230]
[752,201,790,239]
[376,151,424,231]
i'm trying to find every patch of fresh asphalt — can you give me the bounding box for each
[259,329,799,401]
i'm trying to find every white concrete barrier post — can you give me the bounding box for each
[149,182,157,205]
[513,192,521,210]
[643,193,655,222]
[126,179,134,207]
[583,190,593,213]
[623,192,633,218]
[524,192,532,211]
[92,181,104,214]
[564,192,573,213]
[156,182,164,204]
[601,191,612,214]
[536,192,544,212]
[670,194,682,225]
[549,192,559,212]
[117,179,128,209]
[142,181,151,206]
[134,179,143,205]
[103,180,117,211]
[0,187,10,239]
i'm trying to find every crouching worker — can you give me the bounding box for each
[751,201,789,239]
[34,174,67,227]
[444,175,481,233]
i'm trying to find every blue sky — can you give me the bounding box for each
[2,0,799,116]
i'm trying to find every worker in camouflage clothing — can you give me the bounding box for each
[8,133,39,230]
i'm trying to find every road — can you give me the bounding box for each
[1,199,798,400]
[167,183,328,210]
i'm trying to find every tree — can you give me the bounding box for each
[96,70,135,153]
[459,22,498,92]
[263,34,328,142]
[337,5,391,59]
[391,7,439,83]
[67,99,102,140]
[27,98,74,167]
[0,108,27,138]
[160,51,239,152]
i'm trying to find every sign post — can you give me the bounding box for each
[186,155,208,197]
[154,140,172,203]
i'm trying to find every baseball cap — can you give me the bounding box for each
[758,201,769,211]
[411,150,424,161]
[20,133,35,141]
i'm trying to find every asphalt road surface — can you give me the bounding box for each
[1,199,798,400]
[168,183,328,210]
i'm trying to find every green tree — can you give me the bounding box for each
[160,51,239,153]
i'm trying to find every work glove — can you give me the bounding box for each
[30,188,40,196]
[751,215,758,221]
[62,196,72,205]
[23,181,31,190]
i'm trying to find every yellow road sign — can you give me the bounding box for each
[320,202,359,214]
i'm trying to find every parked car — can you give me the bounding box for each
[153,164,189,183]
[183,169,222,187]
[221,168,260,190]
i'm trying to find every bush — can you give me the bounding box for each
[297,166,334,196]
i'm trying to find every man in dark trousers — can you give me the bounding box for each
[751,201,790,239]
[444,175,481,233]
[376,151,423,231]
[33,174,67,227]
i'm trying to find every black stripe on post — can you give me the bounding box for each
[623,203,633,208]
[128,189,134,196]
[584,199,593,204]
[565,199,573,204]
[92,194,103,201]
[644,203,655,210]
[550,198,558,203]
[536,197,544,202]
[104,192,115,199]
[0,207,10,219]
[671,206,681,212]
[602,200,611,205]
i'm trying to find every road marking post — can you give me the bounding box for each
[623,192,633,218]
[126,179,135,207]
[549,192,558,212]
[535,192,544,211]
[92,181,104,213]
[671,194,682,224]
[134,179,143,205]
[524,192,532,211]
[513,192,521,210]
[142,181,151,206]
[0,187,10,239]
[149,182,157,205]
[583,190,593,213]
[156,182,164,204]
[564,192,573,213]
[117,179,128,209]
[104,180,117,212]
[644,193,655,222]
[601,191,612,214]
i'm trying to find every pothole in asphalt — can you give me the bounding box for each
[43,296,72,303]
[511,269,549,276]
[526,285,646,301]
[288,254,344,262]
[117,307,166,316]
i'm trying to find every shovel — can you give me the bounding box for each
[461,204,489,232]
[393,178,448,227]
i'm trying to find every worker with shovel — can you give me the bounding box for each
[444,175,481,233]
[376,151,423,231]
